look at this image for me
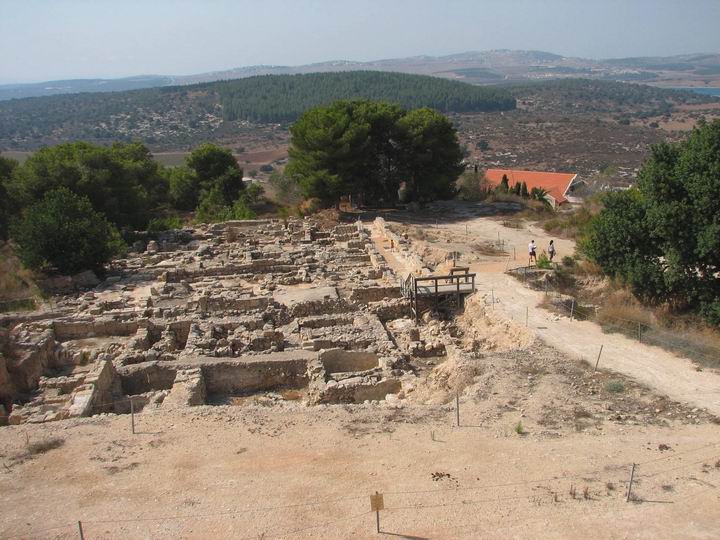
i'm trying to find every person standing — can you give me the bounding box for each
[528,240,537,265]
[548,240,556,263]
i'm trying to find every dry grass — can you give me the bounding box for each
[596,288,720,368]
[472,242,508,256]
[0,243,42,308]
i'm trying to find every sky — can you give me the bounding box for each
[1,0,720,84]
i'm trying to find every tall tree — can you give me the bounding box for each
[0,154,18,240]
[583,119,720,324]
[6,142,164,229]
[287,100,464,206]
[11,188,123,274]
[398,107,464,202]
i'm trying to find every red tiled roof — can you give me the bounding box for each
[484,169,577,204]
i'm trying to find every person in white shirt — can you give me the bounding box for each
[548,239,556,262]
[528,240,537,265]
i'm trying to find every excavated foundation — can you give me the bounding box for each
[0,218,423,425]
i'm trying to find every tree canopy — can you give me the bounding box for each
[286,100,464,206]
[0,71,515,148]
[11,188,123,274]
[6,142,166,229]
[582,119,720,325]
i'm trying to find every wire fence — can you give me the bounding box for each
[2,437,717,539]
[503,261,720,368]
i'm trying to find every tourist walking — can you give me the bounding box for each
[548,240,556,262]
[528,240,537,265]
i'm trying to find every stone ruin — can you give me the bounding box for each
[0,218,451,425]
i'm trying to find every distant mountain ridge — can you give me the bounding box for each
[2,49,720,100]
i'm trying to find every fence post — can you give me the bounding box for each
[513,246,516,260]
[130,397,135,435]
[570,299,575,321]
[78,521,85,540]
[456,391,460,427]
[594,344,604,372]
[637,323,642,343]
[626,463,636,502]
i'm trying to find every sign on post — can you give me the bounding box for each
[370,492,384,512]
[370,492,384,533]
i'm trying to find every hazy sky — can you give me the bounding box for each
[2,0,720,83]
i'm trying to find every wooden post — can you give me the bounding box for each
[594,344,604,372]
[455,391,460,427]
[130,397,135,435]
[637,323,642,343]
[370,492,384,533]
[626,463,636,502]
[78,521,85,540]
[570,299,575,321]
[456,278,460,309]
[513,246,516,260]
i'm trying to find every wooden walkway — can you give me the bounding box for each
[401,267,476,322]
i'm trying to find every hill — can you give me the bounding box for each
[3,49,720,101]
[0,71,515,149]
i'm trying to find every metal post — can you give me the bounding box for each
[570,299,575,321]
[78,521,85,540]
[455,392,460,427]
[626,463,636,502]
[637,323,642,342]
[594,344,604,372]
[376,507,380,533]
[513,246,516,260]
[130,397,135,435]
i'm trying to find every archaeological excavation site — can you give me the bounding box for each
[0,217,480,424]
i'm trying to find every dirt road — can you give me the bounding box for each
[370,207,720,416]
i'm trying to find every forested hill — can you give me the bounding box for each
[214,71,515,121]
[0,71,515,149]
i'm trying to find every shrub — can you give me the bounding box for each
[604,380,625,393]
[11,188,123,274]
[456,172,487,201]
[562,255,576,268]
[298,198,322,216]
[146,216,183,233]
[514,421,525,435]
[536,253,552,269]
[241,183,264,206]
[196,189,257,223]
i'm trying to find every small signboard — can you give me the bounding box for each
[370,492,384,512]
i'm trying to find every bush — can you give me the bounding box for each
[298,198,322,216]
[536,253,552,269]
[241,183,264,206]
[195,188,257,223]
[562,255,576,268]
[146,216,183,233]
[604,380,625,393]
[11,188,123,274]
[456,172,487,201]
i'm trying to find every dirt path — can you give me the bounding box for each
[369,209,720,416]
[474,268,720,416]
